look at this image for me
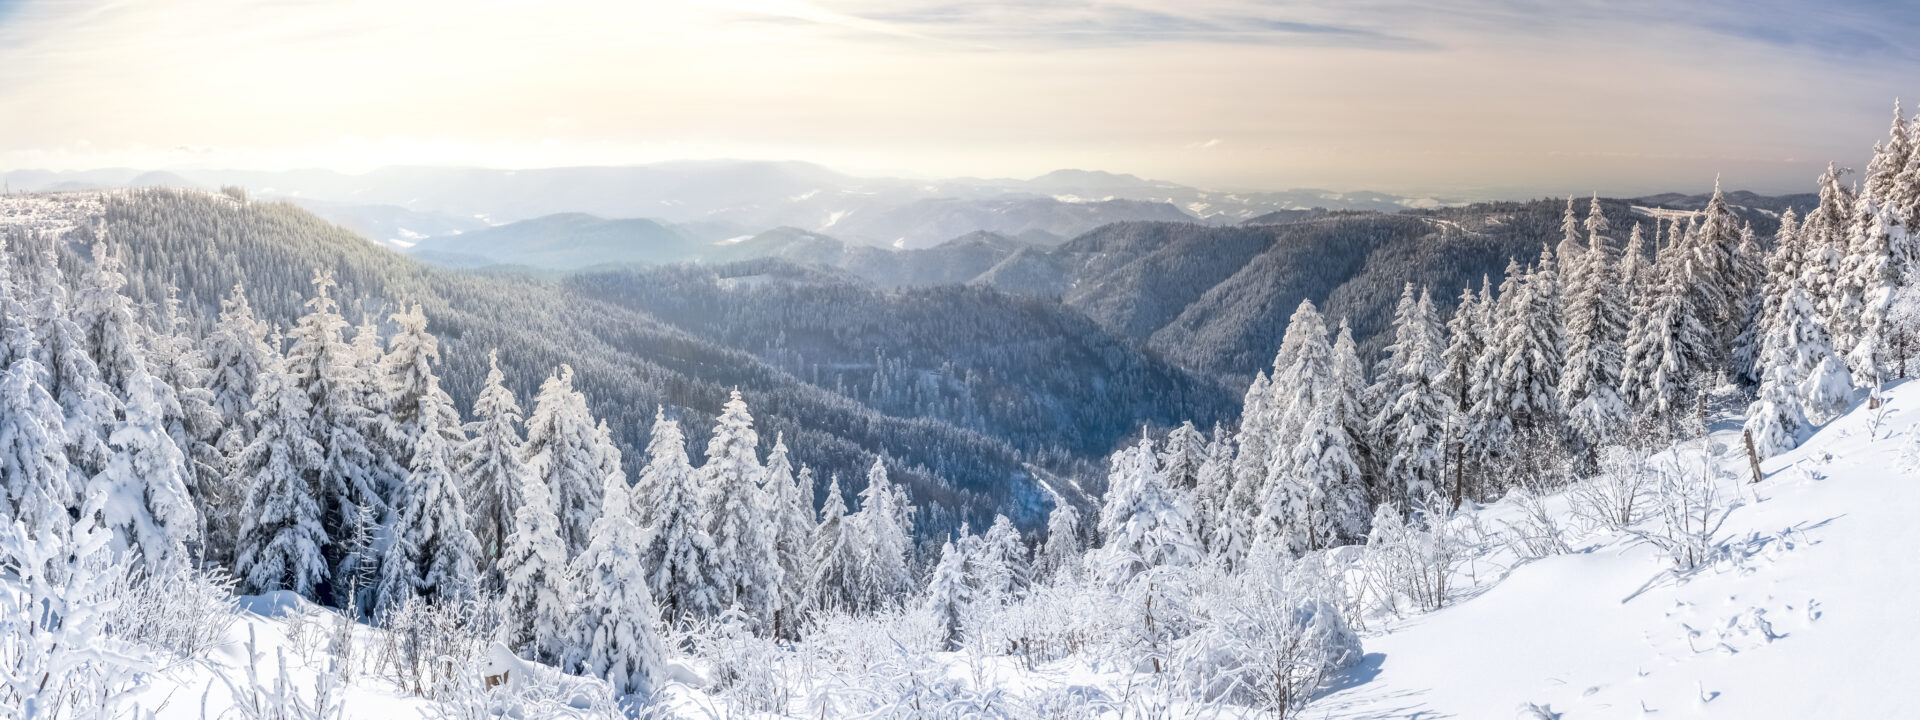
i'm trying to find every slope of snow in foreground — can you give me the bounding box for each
[1317,381,1920,719]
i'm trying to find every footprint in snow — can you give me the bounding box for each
[1516,702,1560,719]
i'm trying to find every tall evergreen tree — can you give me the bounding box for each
[497,464,573,665]
[1561,227,1630,450]
[1157,421,1206,491]
[1036,503,1084,584]
[74,243,197,570]
[1371,286,1447,513]
[374,426,482,615]
[231,356,327,597]
[523,365,603,557]
[458,350,528,584]
[852,458,913,609]
[924,538,970,651]
[1097,435,1199,581]
[761,433,813,637]
[1439,280,1491,506]
[808,475,858,612]
[283,271,384,603]
[701,389,780,628]
[633,408,718,622]
[567,466,668,698]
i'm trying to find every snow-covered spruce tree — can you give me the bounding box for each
[567,466,669,698]
[522,365,603,557]
[701,389,780,629]
[73,243,197,570]
[1690,181,1746,361]
[1260,299,1368,552]
[924,538,971,651]
[1620,223,1656,317]
[1555,195,1584,279]
[1464,268,1520,492]
[283,271,385,604]
[349,313,407,531]
[0,356,73,542]
[147,287,225,564]
[1498,246,1565,442]
[632,407,718,622]
[851,457,914,610]
[380,304,466,469]
[497,465,573,666]
[1331,318,1373,481]
[1804,164,1856,333]
[1096,435,1199,583]
[201,283,273,559]
[1191,425,1234,556]
[1560,226,1630,451]
[1158,421,1206,491]
[26,245,112,501]
[231,356,328,597]
[1035,502,1084,584]
[761,432,814,637]
[1439,280,1492,506]
[1840,200,1901,395]
[457,350,527,586]
[374,425,482,616]
[807,475,859,612]
[1621,231,1714,429]
[1761,210,1806,349]
[1730,222,1768,385]
[1744,284,1820,458]
[970,514,1029,603]
[0,239,72,540]
[1370,285,1447,514]
[1866,100,1913,213]
[1217,373,1270,569]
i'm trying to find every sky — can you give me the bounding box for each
[1,0,1918,198]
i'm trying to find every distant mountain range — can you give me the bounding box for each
[5,163,1451,250]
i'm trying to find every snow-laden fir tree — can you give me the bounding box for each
[807,475,859,611]
[1865,100,1913,212]
[283,271,385,603]
[0,236,72,540]
[231,355,328,597]
[1804,164,1856,331]
[1370,285,1447,514]
[1555,195,1584,279]
[701,389,781,628]
[497,460,574,665]
[1619,223,1655,317]
[1191,425,1235,557]
[925,538,971,651]
[1839,200,1901,393]
[969,514,1029,603]
[522,365,603,557]
[1217,372,1270,569]
[349,314,407,531]
[1260,299,1368,553]
[1439,280,1492,506]
[1760,210,1806,345]
[851,458,914,610]
[1730,222,1768,384]
[458,350,527,585]
[1096,434,1199,582]
[1690,182,1747,360]
[1464,267,1520,488]
[147,287,225,559]
[1497,246,1565,441]
[1560,226,1630,450]
[203,283,272,467]
[25,246,112,499]
[1621,231,1714,426]
[1158,421,1206,491]
[374,425,481,616]
[73,243,197,570]
[380,304,466,469]
[1745,274,1834,457]
[760,432,813,637]
[567,463,669,698]
[1035,502,1084,584]
[1331,318,1373,478]
[632,407,718,622]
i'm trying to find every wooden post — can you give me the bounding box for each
[1742,429,1764,484]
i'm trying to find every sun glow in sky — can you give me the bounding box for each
[3,0,1918,197]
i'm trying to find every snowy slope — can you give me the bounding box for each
[1317,382,1920,719]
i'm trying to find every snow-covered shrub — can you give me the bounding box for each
[1629,448,1736,572]
[0,516,154,720]
[1358,501,1475,617]
[218,625,349,720]
[1173,575,1361,719]
[376,597,495,698]
[110,562,239,661]
[688,606,794,715]
[966,578,1131,668]
[1568,445,1655,531]
[1497,482,1572,560]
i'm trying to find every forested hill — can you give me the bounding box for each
[74,188,1186,536]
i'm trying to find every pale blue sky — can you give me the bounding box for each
[1,0,1914,197]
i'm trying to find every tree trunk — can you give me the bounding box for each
[1742,429,1764,484]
